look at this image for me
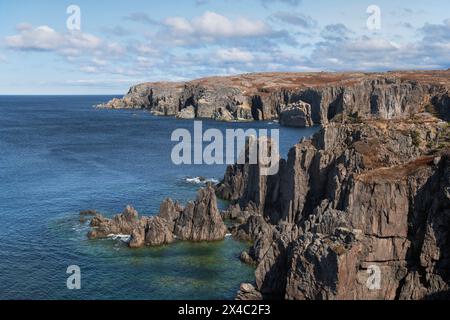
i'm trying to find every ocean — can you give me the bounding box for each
[0,95,318,300]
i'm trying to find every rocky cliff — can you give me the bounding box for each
[218,113,450,300]
[92,70,450,300]
[99,71,450,126]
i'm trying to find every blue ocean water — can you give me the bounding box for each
[0,96,318,300]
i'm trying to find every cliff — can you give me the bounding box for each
[98,71,450,126]
[218,114,450,300]
[91,70,450,300]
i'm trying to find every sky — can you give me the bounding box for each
[0,0,449,94]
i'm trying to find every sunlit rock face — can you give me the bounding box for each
[97,70,450,126]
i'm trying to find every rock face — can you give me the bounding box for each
[174,186,228,241]
[218,114,450,300]
[176,105,196,119]
[97,71,450,126]
[87,185,227,248]
[279,101,313,127]
[236,283,263,300]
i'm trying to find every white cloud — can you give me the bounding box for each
[6,25,64,50]
[308,21,450,71]
[163,11,271,40]
[215,48,254,63]
[5,24,124,58]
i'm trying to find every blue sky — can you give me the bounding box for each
[0,0,449,94]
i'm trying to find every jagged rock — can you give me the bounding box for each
[176,106,196,119]
[279,101,313,127]
[236,283,263,300]
[213,107,234,122]
[232,215,272,242]
[129,225,146,248]
[87,186,227,247]
[240,251,257,266]
[222,203,251,225]
[174,185,228,241]
[215,136,281,224]
[145,216,175,246]
[88,205,140,239]
[158,198,183,231]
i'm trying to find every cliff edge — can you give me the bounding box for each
[98,71,450,126]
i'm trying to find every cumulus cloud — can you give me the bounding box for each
[5,11,450,85]
[304,20,450,71]
[5,24,124,58]
[163,11,271,40]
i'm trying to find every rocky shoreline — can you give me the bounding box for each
[87,71,450,300]
[97,70,450,126]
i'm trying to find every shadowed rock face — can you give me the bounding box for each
[219,115,450,300]
[97,71,450,126]
[87,185,227,248]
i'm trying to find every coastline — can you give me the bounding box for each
[86,70,450,300]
